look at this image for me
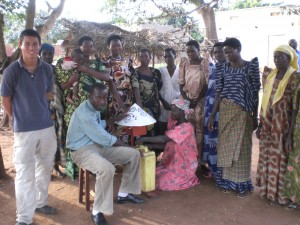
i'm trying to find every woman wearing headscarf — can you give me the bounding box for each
[39,43,66,178]
[208,38,260,198]
[136,99,199,191]
[256,45,299,207]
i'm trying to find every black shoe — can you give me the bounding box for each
[15,222,28,225]
[91,212,108,225]
[35,205,57,215]
[117,193,145,204]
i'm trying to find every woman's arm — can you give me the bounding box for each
[108,79,125,109]
[208,92,221,131]
[285,109,298,152]
[60,73,78,90]
[77,64,110,82]
[136,135,171,145]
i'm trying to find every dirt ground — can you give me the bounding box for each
[1,128,300,225]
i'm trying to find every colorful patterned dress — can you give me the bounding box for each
[256,68,298,204]
[104,57,135,141]
[283,73,300,204]
[203,64,218,176]
[55,58,105,180]
[156,118,200,191]
[131,67,162,134]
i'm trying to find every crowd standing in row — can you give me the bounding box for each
[1,28,300,225]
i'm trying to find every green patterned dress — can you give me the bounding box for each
[55,57,106,180]
[131,67,162,135]
[284,73,300,204]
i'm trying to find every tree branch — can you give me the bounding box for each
[36,0,66,38]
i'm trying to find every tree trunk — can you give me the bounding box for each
[0,13,7,63]
[25,0,36,29]
[36,0,66,38]
[198,4,218,43]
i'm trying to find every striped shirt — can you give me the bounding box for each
[216,57,260,113]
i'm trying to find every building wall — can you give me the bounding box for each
[215,6,300,68]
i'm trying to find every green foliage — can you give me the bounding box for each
[4,14,24,46]
[3,9,68,46]
[230,0,264,9]
[0,0,26,16]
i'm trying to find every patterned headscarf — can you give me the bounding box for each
[171,99,193,119]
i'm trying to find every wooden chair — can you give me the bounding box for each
[78,168,94,211]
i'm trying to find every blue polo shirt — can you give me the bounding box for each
[1,57,54,132]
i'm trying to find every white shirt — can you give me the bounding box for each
[158,65,180,122]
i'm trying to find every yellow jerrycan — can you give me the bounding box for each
[136,145,156,192]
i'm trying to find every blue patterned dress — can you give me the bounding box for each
[215,58,260,193]
[203,63,218,176]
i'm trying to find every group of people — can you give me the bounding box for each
[1,27,300,225]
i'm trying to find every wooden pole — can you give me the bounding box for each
[0,147,5,179]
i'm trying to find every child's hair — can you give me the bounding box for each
[70,48,84,58]
[78,36,93,46]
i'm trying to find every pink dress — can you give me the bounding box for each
[156,118,200,191]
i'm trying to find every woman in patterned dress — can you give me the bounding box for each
[104,34,139,142]
[131,48,163,136]
[256,45,299,206]
[203,42,226,178]
[179,40,211,173]
[136,99,199,191]
[284,74,300,209]
[208,38,260,198]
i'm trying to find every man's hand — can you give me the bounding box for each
[113,139,130,147]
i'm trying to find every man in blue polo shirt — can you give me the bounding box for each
[1,29,57,225]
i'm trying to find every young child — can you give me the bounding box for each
[56,48,84,107]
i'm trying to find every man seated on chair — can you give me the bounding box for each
[66,82,144,225]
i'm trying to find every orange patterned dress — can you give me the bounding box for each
[256,68,299,204]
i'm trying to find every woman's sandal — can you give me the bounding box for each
[285,202,299,210]
[269,201,283,208]
[220,188,231,194]
[236,191,250,199]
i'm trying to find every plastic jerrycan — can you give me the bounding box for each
[136,145,156,192]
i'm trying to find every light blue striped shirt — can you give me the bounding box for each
[66,100,117,150]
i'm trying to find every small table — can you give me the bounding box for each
[126,126,147,146]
